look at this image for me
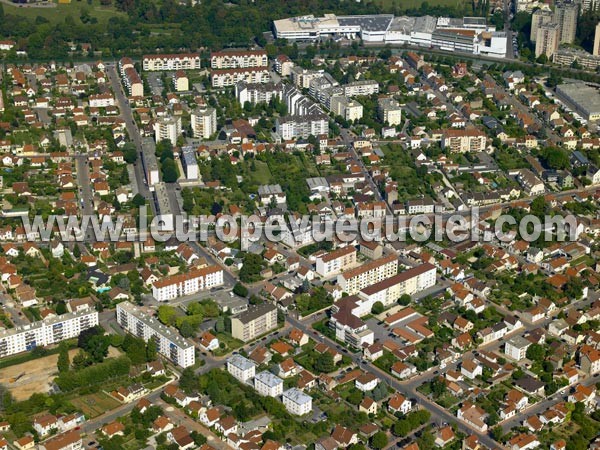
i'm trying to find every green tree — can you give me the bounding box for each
[398,294,411,306]
[526,343,545,362]
[57,342,70,373]
[371,301,384,314]
[233,283,248,297]
[315,351,335,373]
[371,431,388,449]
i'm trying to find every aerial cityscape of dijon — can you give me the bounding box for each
[0,0,598,448]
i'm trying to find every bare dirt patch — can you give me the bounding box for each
[0,347,122,401]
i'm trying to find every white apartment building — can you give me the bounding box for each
[282,388,312,415]
[315,246,357,278]
[181,146,199,180]
[154,116,182,146]
[275,114,329,140]
[236,81,283,106]
[337,254,398,295]
[343,80,380,97]
[504,336,531,361]
[211,68,270,88]
[378,98,402,126]
[274,54,294,76]
[191,107,217,139]
[254,371,284,397]
[441,128,487,153]
[230,303,278,342]
[227,354,256,383]
[0,310,98,358]
[151,265,224,301]
[330,96,363,122]
[359,263,436,308]
[89,93,115,108]
[142,53,201,71]
[210,49,268,69]
[116,302,195,368]
[330,300,375,347]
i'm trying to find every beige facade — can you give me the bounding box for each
[536,23,560,58]
[230,303,277,342]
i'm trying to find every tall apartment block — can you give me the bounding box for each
[555,3,578,44]
[536,23,560,58]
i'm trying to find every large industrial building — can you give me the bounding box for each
[273,14,507,57]
[116,302,195,368]
[556,82,600,121]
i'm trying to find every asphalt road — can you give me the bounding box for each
[106,64,154,214]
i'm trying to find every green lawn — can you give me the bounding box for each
[4,0,126,24]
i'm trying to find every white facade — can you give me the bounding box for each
[211,68,270,88]
[315,246,357,278]
[227,354,256,383]
[191,107,217,139]
[0,310,98,358]
[152,265,224,301]
[254,371,284,397]
[89,94,115,108]
[142,53,201,71]
[378,98,402,126]
[504,336,531,361]
[282,388,312,415]
[337,254,398,295]
[116,302,195,368]
[276,115,329,140]
[358,263,436,309]
[154,116,182,146]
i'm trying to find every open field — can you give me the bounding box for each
[0,347,122,401]
[69,392,121,418]
[3,0,126,24]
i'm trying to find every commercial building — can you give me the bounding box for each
[378,98,402,126]
[235,81,283,106]
[211,68,270,88]
[358,263,436,308]
[315,246,357,278]
[535,23,560,58]
[210,49,268,69]
[230,303,278,342]
[273,14,506,57]
[329,96,363,122]
[555,3,578,44]
[441,128,487,153]
[282,388,312,415]
[142,53,201,71]
[530,9,554,42]
[151,265,224,301]
[191,107,217,139]
[276,114,329,140]
[154,116,182,146]
[227,354,256,382]
[0,310,98,358]
[337,254,398,295]
[254,371,284,397]
[181,146,199,180]
[116,302,195,368]
[556,82,600,121]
